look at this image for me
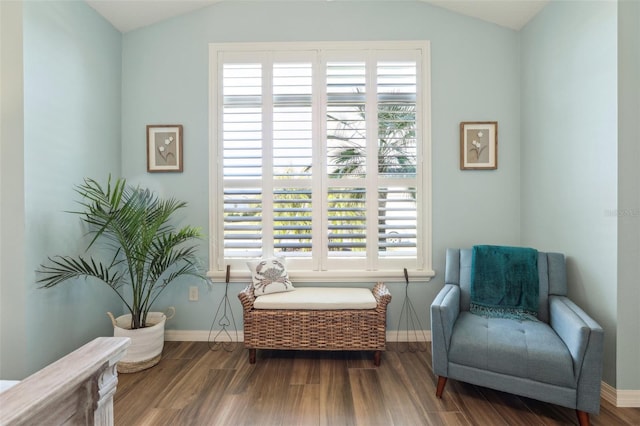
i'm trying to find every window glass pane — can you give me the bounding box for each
[327,62,367,179]
[273,62,313,179]
[377,61,417,179]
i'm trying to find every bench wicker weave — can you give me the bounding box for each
[238,282,392,366]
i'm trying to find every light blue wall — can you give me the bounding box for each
[617,0,640,391]
[520,2,618,384]
[121,1,522,333]
[20,1,123,374]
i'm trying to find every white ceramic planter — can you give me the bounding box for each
[107,308,174,373]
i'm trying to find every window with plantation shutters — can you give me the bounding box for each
[209,42,433,282]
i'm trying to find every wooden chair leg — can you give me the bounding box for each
[576,410,589,426]
[373,350,381,366]
[436,376,447,398]
[249,349,256,364]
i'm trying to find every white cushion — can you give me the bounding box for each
[253,287,377,310]
[246,257,295,296]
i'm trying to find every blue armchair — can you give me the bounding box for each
[431,248,604,426]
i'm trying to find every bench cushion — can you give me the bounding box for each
[253,287,377,310]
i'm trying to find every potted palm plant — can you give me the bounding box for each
[37,176,205,373]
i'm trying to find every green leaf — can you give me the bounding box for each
[36,176,206,329]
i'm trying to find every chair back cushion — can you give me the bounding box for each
[445,248,568,323]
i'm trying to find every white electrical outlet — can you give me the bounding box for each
[189,286,198,301]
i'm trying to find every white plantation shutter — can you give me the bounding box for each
[325,60,368,267]
[210,42,432,281]
[273,62,313,179]
[376,60,418,259]
[272,61,314,259]
[221,62,263,257]
[326,61,367,179]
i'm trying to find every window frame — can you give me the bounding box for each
[208,41,433,282]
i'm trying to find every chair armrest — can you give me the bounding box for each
[373,282,392,312]
[549,295,604,413]
[430,284,460,377]
[237,285,256,314]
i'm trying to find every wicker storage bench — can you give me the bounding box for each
[238,282,391,366]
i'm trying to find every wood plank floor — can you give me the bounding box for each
[114,342,640,426]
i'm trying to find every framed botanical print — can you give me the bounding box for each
[147,125,183,172]
[460,121,497,170]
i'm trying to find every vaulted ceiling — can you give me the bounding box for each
[86,0,549,33]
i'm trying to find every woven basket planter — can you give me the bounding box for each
[107,308,174,373]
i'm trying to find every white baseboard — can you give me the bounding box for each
[165,329,639,407]
[617,390,640,407]
[601,381,640,407]
[601,381,617,405]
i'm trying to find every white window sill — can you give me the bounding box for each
[206,269,435,283]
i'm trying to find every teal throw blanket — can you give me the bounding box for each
[470,245,539,320]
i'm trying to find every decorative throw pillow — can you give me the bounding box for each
[247,257,295,296]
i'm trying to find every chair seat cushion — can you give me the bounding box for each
[448,312,575,388]
[253,287,377,310]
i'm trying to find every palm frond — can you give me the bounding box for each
[37,176,206,329]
